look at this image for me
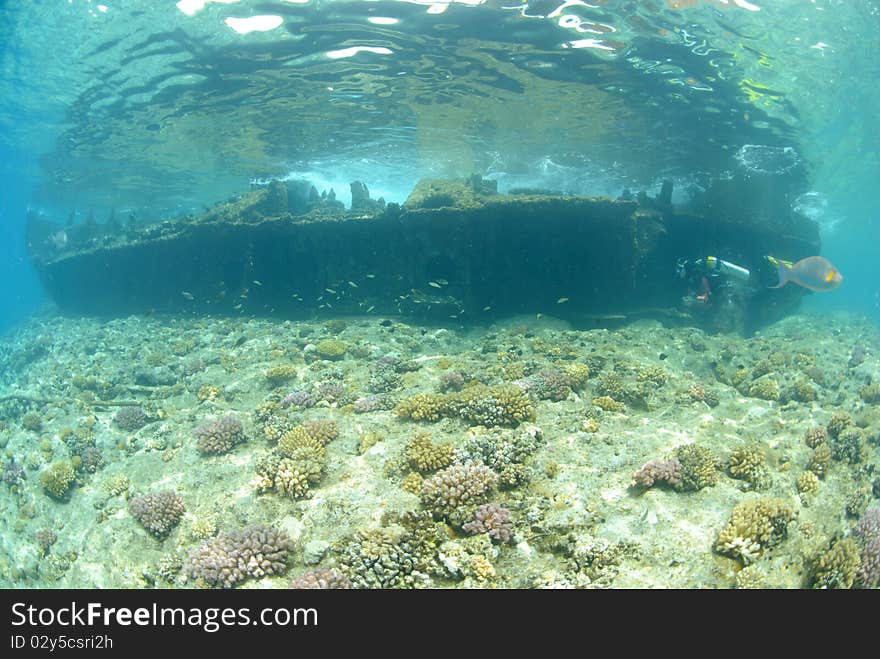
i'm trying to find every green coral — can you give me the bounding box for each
[673,444,719,491]
[807,443,832,478]
[796,471,819,495]
[21,411,42,432]
[809,538,860,589]
[831,426,866,464]
[748,376,779,401]
[564,363,590,390]
[714,497,793,565]
[791,379,818,403]
[859,383,880,404]
[315,339,347,360]
[592,396,625,413]
[265,364,297,385]
[40,461,76,500]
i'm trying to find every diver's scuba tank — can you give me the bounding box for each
[698,256,751,282]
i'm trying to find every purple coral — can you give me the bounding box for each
[185,525,294,588]
[533,368,572,402]
[129,490,186,539]
[34,528,57,555]
[79,446,104,473]
[858,538,880,588]
[353,394,395,413]
[855,507,880,588]
[194,415,246,455]
[438,371,466,393]
[2,460,25,488]
[420,461,499,521]
[632,458,683,489]
[368,358,403,393]
[289,568,352,589]
[280,389,316,409]
[463,503,514,543]
[114,406,147,431]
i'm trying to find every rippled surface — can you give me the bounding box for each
[1,0,877,217]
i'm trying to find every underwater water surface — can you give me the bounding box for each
[0,1,879,590]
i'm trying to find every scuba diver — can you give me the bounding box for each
[675,255,782,333]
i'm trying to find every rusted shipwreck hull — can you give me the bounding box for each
[25,176,819,329]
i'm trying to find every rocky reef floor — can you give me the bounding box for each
[1,310,878,589]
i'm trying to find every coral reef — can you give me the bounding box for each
[855,508,880,588]
[462,503,514,543]
[39,461,76,500]
[129,490,186,539]
[809,538,860,589]
[632,458,682,489]
[673,444,719,491]
[405,432,453,473]
[727,447,768,489]
[289,568,352,589]
[420,461,499,525]
[114,406,148,431]
[184,525,294,588]
[314,339,347,360]
[714,497,793,565]
[194,415,246,455]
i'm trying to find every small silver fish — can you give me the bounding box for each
[557,297,569,304]
[181,291,194,300]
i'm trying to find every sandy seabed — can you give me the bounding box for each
[0,310,878,589]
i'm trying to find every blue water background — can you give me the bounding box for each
[1,2,878,331]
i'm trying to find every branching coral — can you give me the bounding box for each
[420,461,498,525]
[129,490,186,539]
[194,415,246,455]
[185,525,294,588]
[714,497,793,565]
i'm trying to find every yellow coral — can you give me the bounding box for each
[401,472,424,495]
[265,364,297,385]
[592,396,625,413]
[278,426,324,458]
[564,363,590,390]
[40,461,76,499]
[275,458,311,498]
[796,471,819,495]
[748,376,780,401]
[405,432,453,473]
[315,339,347,360]
[197,385,220,402]
[810,538,860,589]
[715,497,793,564]
[395,393,447,422]
[728,447,767,486]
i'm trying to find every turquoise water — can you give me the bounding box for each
[2,1,878,326]
[1,1,879,589]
